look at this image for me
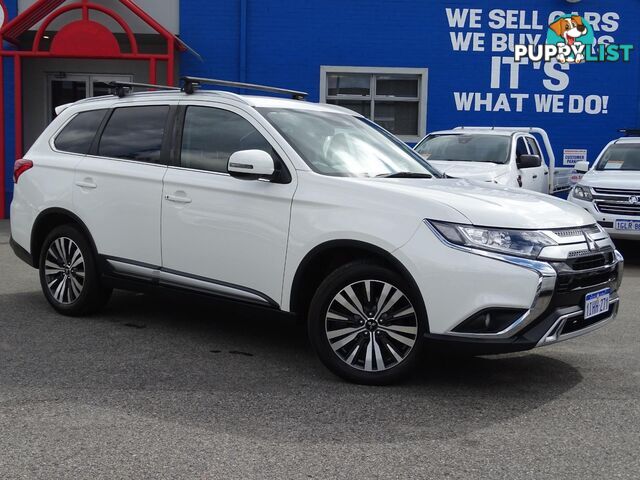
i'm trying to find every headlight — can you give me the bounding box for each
[429,221,556,258]
[572,185,593,201]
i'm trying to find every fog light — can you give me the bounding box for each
[453,308,527,334]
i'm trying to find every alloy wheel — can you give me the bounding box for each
[325,280,418,372]
[44,237,85,305]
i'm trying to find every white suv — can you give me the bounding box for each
[10,79,624,384]
[569,135,640,239]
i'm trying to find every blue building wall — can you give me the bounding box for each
[180,0,640,170]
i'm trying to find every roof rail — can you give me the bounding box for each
[180,76,308,100]
[105,81,180,98]
[618,128,640,137]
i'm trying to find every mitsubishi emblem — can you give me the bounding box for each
[584,231,598,251]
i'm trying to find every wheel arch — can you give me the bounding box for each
[30,208,99,268]
[288,239,426,325]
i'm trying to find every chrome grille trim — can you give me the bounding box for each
[592,187,640,196]
[592,187,640,216]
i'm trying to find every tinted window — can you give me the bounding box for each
[54,109,106,154]
[98,106,169,163]
[181,106,273,173]
[516,137,529,158]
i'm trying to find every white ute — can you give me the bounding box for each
[414,127,552,193]
[569,133,640,239]
[10,78,624,384]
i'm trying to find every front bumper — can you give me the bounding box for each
[396,221,623,355]
[425,283,621,355]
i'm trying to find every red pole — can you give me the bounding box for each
[0,51,5,219]
[14,55,22,160]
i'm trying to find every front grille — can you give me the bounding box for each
[592,187,640,196]
[592,187,640,217]
[595,202,640,216]
[556,269,617,293]
[565,250,614,271]
[552,225,599,237]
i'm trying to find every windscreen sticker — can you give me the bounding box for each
[606,160,624,169]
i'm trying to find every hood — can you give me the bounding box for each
[428,160,509,182]
[579,170,640,190]
[358,177,595,229]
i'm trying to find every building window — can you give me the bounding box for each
[320,66,428,142]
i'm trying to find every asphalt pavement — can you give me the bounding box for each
[0,220,639,479]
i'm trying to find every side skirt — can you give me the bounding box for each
[99,256,280,309]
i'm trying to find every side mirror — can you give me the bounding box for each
[574,160,590,174]
[517,154,542,169]
[228,150,275,179]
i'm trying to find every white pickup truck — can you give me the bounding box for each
[414,127,571,194]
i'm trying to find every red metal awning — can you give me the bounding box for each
[1,0,187,52]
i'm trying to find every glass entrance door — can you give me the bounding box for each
[47,73,133,120]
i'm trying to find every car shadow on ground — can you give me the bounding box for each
[0,287,584,444]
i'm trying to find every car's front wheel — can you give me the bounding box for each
[308,261,426,385]
[39,225,112,316]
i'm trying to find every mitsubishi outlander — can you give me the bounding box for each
[10,78,624,384]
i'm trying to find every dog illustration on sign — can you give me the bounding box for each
[547,15,591,64]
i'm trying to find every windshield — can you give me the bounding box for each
[596,144,640,171]
[257,108,440,178]
[414,134,511,164]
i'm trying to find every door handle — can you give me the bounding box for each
[544,171,549,175]
[165,193,192,204]
[532,175,538,179]
[75,179,97,189]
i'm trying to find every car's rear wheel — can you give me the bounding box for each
[39,225,112,316]
[308,261,425,385]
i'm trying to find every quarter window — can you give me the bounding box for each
[54,109,107,154]
[98,106,169,163]
[321,67,428,142]
[180,106,274,173]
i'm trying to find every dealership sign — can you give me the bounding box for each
[563,148,587,166]
[446,8,632,116]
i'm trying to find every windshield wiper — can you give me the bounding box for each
[377,172,433,179]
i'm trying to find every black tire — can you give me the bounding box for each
[308,260,426,385]
[39,224,112,316]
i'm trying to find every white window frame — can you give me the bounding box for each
[320,66,428,143]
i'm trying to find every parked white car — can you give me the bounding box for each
[414,128,550,193]
[569,136,640,239]
[10,78,623,384]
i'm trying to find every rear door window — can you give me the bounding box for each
[54,109,107,154]
[98,106,170,163]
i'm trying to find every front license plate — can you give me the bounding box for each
[615,219,640,231]
[584,288,611,319]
